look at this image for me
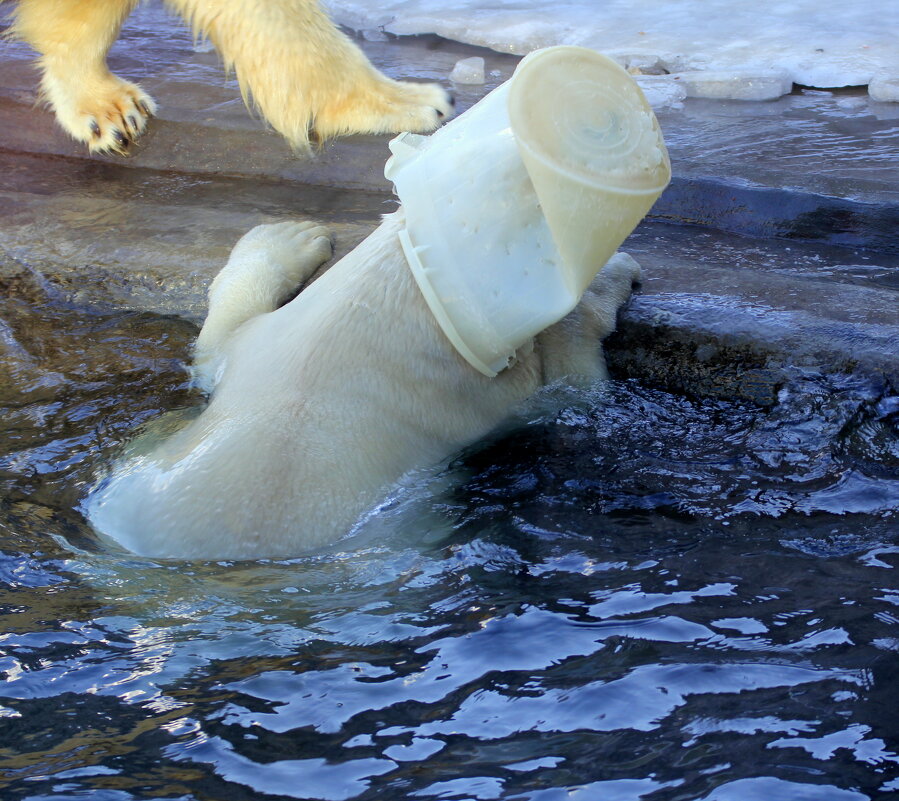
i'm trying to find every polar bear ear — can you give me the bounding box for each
[386,47,669,379]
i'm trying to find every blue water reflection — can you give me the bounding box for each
[0,291,897,799]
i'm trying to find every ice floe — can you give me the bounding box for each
[327,0,899,99]
[449,56,486,84]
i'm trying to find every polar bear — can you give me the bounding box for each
[85,213,641,560]
[6,0,453,154]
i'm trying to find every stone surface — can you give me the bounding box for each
[608,223,899,402]
[0,151,387,321]
[1,1,896,401]
[3,4,897,219]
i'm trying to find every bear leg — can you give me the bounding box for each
[165,0,454,150]
[193,220,332,389]
[10,0,156,154]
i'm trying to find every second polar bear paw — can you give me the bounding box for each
[313,79,455,141]
[232,221,334,298]
[43,71,157,155]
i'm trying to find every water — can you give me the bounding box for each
[1,272,898,800]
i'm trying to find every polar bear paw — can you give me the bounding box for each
[592,252,643,298]
[230,221,334,290]
[579,252,643,343]
[42,70,157,155]
[195,220,333,384]
[314,78,455,140]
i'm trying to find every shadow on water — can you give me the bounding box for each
[0,275,897,801]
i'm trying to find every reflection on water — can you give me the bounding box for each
[0,275,897,800]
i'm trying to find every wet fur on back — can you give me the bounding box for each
[86,212,641,560]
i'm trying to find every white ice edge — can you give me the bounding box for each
[326,0,899,94]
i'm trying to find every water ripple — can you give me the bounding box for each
[0,296,897,799]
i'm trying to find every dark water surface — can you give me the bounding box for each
[0,272,897,800]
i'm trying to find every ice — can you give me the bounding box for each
[449,57,485,84]
[675,70,793,101]
[633,76,687,109]
[361,28,389,42]
[326,0,899,96]
[835,97,867,112]
[869,75,899,103]
[623,54,668,76]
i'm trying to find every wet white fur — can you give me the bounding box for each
[7,0,453,153]
[87,212,641,560]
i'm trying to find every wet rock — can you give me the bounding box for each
[608,223,899,401]
[0,151,386,320]
[361,28,390,42]
[0,1,896,403]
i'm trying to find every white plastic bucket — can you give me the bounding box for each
[386,46,671,377]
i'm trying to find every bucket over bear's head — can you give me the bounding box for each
[386,46,671,377]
